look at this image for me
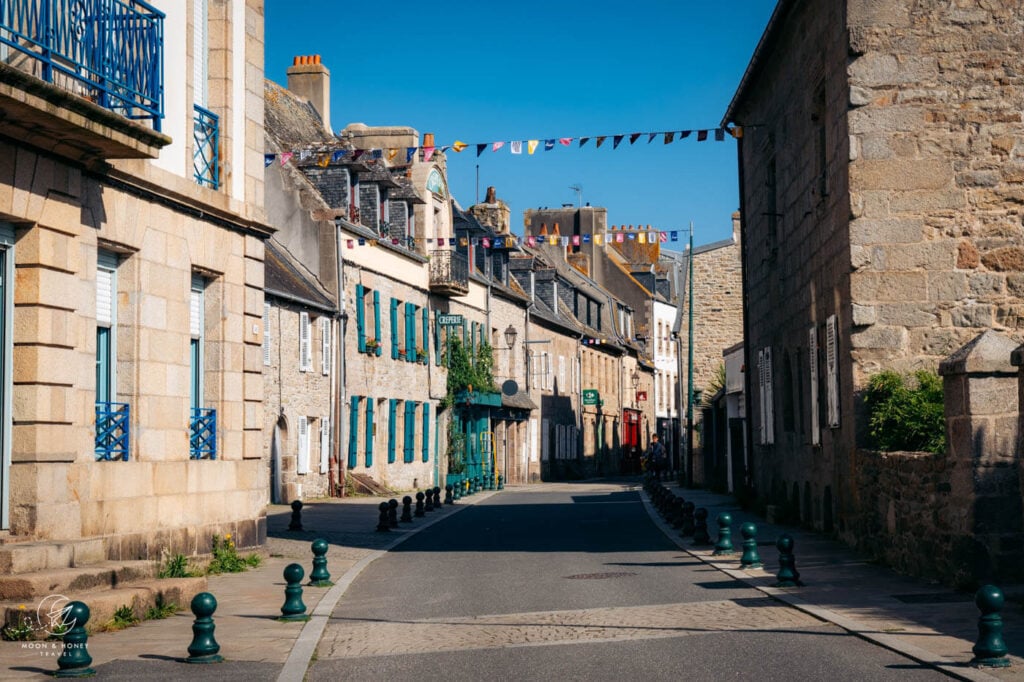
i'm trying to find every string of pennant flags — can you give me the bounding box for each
[344,229,684,250]
[264,125,744,167]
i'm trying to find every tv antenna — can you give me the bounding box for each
[569,184,583,207]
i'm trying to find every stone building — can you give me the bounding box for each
[723,0,1024,564]
[0,0,270,562]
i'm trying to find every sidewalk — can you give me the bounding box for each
[643,480,1024,682]
[2,481,1022,680]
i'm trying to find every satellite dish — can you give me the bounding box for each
[501,379,519,396]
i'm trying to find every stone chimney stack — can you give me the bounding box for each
[287,55,331,134]
[731,211,742,243]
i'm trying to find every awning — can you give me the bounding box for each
[501,391,538,411]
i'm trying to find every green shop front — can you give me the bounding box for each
[447,389,534,489]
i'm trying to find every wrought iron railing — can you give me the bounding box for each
[95,401,129,461]
[429,249,468,289]
[0,0,164,130]
[190,407,216,460]
[193,104,219,189]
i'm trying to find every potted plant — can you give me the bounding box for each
[365,338,379,354]
[416,347,428,363]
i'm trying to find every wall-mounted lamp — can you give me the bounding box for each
[631,370,640,389]
[504,325,518,349]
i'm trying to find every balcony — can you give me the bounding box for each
[95,401,129,461]
[428,249,469,297]
[0,0,170,161]
[189,407,217,460]
[193,104,219,189]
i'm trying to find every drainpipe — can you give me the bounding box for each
[334,220,348,496]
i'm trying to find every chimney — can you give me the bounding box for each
[286,55,331,134]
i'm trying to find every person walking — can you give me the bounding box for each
[646,434,667,477]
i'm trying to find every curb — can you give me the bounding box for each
[276,491,498,682]
[638,488,1002,682]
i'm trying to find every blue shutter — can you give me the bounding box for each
[373,291,381,356]
[470,321,477,357]
[405,303,415,362]
[390,298,399,359]
[404,400,414,463]
[421,307,429,360]
[365,399,374,467]
[387,399,397,463]
[422,403,430,462]
[355,284,366,352]
[348,396,359,468]
[434,313,442,366]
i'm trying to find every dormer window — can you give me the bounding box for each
[358,183,380,232]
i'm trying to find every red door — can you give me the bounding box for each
[622,409,641,474]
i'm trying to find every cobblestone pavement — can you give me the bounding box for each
[318,597,822,659]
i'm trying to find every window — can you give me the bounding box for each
[190,275,205,411]
[348,396,360,468]
[190,274,216,460]
[96,252,118,405]
[403,400,415,463]
[422,403,430,462]
[365,398,374,467]
[320,317,331,375]
[297,416,310,475]
[390,298,400,359]
[299,312,312,371]
[387,399,398,463]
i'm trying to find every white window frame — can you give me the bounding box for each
[299,312,312,372]
[97,251,118,402]
[826,314,840,428]
[263,301,271,366]
[758,347,775,445]
[809,326,820,445]
[320,416,330,474]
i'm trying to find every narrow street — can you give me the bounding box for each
[308,482,944,681]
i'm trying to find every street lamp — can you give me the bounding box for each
[504,325,518,349]
[631,370,640,389]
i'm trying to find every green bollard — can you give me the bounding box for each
[279,563,309,622]
[54,601,95,678]
[288,499,304,531]
[739,522,764,569]
[972,585,1010,668]
[713,512,735,556]
[309,539,333,587]
[774,534,803,587]
[186,592,223,664]
[497,474,504,490]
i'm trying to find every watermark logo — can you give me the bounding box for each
[36,594,75,637]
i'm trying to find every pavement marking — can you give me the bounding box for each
[316,598,822,659]
[276,492,497,682]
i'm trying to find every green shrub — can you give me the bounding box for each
[864,370,945,454]
[144,594,178,621]
[1,607,35,641]
[106,603,139,631]
[158,553,199,579]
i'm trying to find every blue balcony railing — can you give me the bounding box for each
[95,401,129,461]
[193,104,219,189]
[190,407,216,460]
[0,0,164,130]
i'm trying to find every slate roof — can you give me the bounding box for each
[264,240,335,313]
[264,80,337,151]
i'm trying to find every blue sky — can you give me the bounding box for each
[264,1,777,248]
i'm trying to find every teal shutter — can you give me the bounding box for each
[421,307,429,360]
[365,399,374,467]
[390,298,399,359]
[479,322,486,349]
[373,291,381,355]
[387,399,397,463]
[356,284,366,352]
[348,396,359,468]
[470,321,477,357]
[403,400,414,463]
[421,403,430,462]
[405,303,415,361]
[434,313,442,366]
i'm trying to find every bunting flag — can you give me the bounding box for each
[638,232,646,244]
[526,235,536,247]
[595,234,603,245]
[259,125,743,167]
[324,228,688,250]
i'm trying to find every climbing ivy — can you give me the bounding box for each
[864,369,945,454]
[440,335,497,408]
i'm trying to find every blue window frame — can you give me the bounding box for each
[405,302,415,362]
[421,403,430,462]
[387,399,397,464]
[365,399,374,467]
[193,104,219,189]
[390,298,399,359]
[348,396,359,469]
[356,284,365,352]
[403,400,414,463]
[373,290,381,353]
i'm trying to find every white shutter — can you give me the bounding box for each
[193,0,208,106]
[809,326,820,445]
[297,416,310,474]
[320,317,331,375]
[96,267,113,326]
[757,349,766,445]
[299,312,311,371]
[263,302,272,366]
[190,275,204,337]
[826,314,840,428]
[764,347,775,444]
[559,355,566,389]
[319,417,330,474]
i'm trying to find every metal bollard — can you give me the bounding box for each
[375,501,390,532]
[186,592,223,664]
[309,539,333,587]
[54,601,95,677]
[279,563,308,621]
[692,507,712,546]
[400,495,413,522]
[388,498,399,528]
[774,534,803,587]
[444,485,454,505]
[712,512,735,556]
[415,491,425,517]
[972,585,1010,668]
[739,522,763,569]
[288,499,304,531]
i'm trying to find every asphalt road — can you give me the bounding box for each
[308,481,946,681]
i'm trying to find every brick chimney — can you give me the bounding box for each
[287,55,331,134]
